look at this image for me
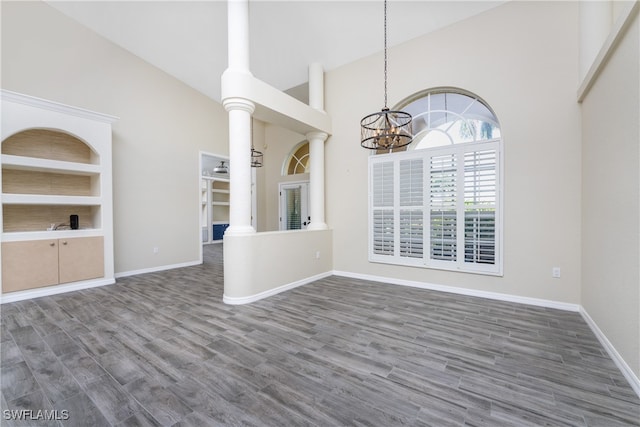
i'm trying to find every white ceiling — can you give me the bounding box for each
[47,1,505,103]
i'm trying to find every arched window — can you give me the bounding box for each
[283,141,309,175]
[404,90,501,149]
[369,88,503,275]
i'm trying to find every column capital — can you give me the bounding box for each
[223,97,255,114]
[306,131,328,142]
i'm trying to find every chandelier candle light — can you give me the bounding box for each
[360,0,413,150]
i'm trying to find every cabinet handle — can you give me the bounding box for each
[62,241,68,245]
[50,242,55,247]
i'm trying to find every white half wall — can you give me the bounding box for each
[223,229,332,303]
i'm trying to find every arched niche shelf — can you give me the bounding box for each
[2,128,100,165]
[1,90,118,303]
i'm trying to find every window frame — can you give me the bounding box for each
[282,141,309,176]
[368,138,503,276]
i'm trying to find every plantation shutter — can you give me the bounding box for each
[399,159,424,259]
[372,161,394,256]
[464,149,497,265]
[369,139,501,275]
[429,153,458,263]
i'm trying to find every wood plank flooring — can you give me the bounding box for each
[1,244,639,426]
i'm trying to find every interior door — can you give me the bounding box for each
[279,182,309,230]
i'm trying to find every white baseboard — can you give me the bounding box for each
[223,271,333,305]
[115,260,201,278]
[1,277,115,304]
[579,307,640,397]
[332,270,581,312]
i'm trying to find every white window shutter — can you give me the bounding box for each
[464,149,497,265]
[429,153,457,262]
[399,159,423,259]
[371,161,394,256]
[373,162,394,207]
[372,210,394,255]
[368,140,501,275]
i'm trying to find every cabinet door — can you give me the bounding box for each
[1,240,59,292]
[58,236,104,284]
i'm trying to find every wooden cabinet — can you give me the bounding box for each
[2,237,104,293]
[1,240,59,292]
[58,237,104,284]
[1,90,116,301]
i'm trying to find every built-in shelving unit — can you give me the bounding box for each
[200,153,230,244]
[1,90,117,302]
[201,176,230,243]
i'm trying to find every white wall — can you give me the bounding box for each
[1,1,228,275]
[581,10,639,378]
[325,1,582,303]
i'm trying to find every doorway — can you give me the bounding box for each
[200,152,230,245]
[279,181,309,230]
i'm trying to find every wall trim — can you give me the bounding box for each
[1,89,118,123]
[332,270,581,312]
[0,278,115,304]
[579,307,640,397]
[115,260,201,279]
[223,271,333,305]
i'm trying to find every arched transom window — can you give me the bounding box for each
[284,141,309,175]
[369,88,503,275]
[404,89,501,149]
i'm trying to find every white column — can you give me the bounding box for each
[226,0,251,75]
[306,131,328,230]
[306,63,328,230]
[579,0,612,80]
[308,62,324,111]
[223,0,255,235]
[224,98,255,235]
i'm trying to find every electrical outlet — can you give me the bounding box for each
[153,247,159,254]
[552,267,561,278]
[315,251,320,259]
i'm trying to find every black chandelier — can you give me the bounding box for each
[250,148,263,168]
[213,160,228,174]
[360,0,412,150]
[250,120,263,167]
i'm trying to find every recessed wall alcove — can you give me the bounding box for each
[1,90,117,302]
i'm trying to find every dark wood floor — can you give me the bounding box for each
[1,244,639,426]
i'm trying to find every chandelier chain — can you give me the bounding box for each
[383,0,388,109]
[359,0,413,150]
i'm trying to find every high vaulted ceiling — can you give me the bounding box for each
[47,1,505,103]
